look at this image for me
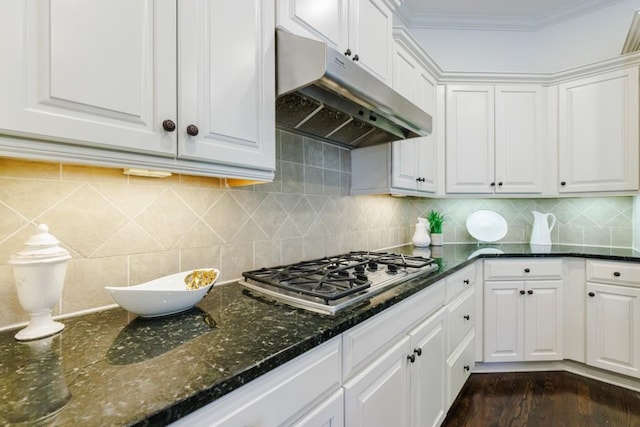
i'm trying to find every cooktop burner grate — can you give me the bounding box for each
[241,251,438,309]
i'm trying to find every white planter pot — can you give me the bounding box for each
[430,233,443,246]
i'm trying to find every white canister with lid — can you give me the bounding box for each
[9,224,71,341]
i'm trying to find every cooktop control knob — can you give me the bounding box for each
[368,261,378,271]
[387,264,398,274]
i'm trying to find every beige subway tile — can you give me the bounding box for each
[130,250,180,285]
[202,192,249,243]
[0,178,81,219]
[38,185,129,257]
[220,242,253,281]
[252,195,288,238]
[134,189,198,249]
[273,218,302,239]
[0,203,28,246]
[175,220,224,249]
[174,187,224,216]
[180,246,221,272]
[255,240,281,269]
[93,182,165,218]
[281,237,303,264]
[91,222,164,258]
[63,256,128,314]
[0,265,30,327]
[303,235,324,259]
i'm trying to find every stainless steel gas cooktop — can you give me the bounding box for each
[239,251,438,314]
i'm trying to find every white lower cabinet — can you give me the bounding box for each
[445,268,476,408]
[292,389,344,427]
[409,308,447,427]
[344,335,412,427]
[446,330,475,407]
[483,259,563,363]
[586,260,640,379]
[170,337,342,427]
[343,307,447,427]
[586,283,640,379]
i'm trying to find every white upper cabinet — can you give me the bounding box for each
[495,86,545,193]
[277,0,393,84]
[0,0,275,179]
[0,0,177,156]
[391,35,437,193]
[350,29,437,197]
[445,85,495,194]
[446,85,545,194]
[179,1,275,171]
[558,67,639,193]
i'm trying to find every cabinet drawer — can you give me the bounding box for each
[446,330,475,407]
[484,258,563,281]
[447,288,475,355]
[343,281,444,379]
[445,263,476,303]
[586,260,640,287]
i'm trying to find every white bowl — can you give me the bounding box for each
[105,268,219,318]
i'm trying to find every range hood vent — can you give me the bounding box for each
[276,30,432,149]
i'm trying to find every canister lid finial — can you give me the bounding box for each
[9,224,71,265]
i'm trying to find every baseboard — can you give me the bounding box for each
[473,360,640,392]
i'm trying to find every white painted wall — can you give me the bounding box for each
[407,0,640,73]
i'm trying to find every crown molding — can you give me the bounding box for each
[392,27,443,79]
[622,9,640,54]
[398,0,628,32]
[435,51,640,85]
[391,24,640,84]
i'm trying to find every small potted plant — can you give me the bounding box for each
[426,210,445,246]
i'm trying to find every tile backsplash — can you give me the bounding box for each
[0,130,633,330]
[411,196,633,248]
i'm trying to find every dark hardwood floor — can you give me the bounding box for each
[442,371,640,427]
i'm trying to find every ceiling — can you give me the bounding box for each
[397,0,628,31]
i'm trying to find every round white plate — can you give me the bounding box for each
[466,210,508,242]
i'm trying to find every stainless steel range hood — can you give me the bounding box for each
[276,30,432,149]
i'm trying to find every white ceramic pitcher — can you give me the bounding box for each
[530,211,556,246]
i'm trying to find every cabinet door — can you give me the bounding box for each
[445,86,495,193]
[494,86,544,194]
[0,0,176,155]
[344,336,411,427]
[415,70,438,193]
[276,0,348,51]
[179,0,275,171]
[484,281,524,362]
[524,281,563,361]
[409,308,446,427]
[348,0,393,84]
[392,140,420,190]
[558,67,640,192]
[586,283,640,378]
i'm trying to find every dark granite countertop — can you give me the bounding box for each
[2,244,640,426]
